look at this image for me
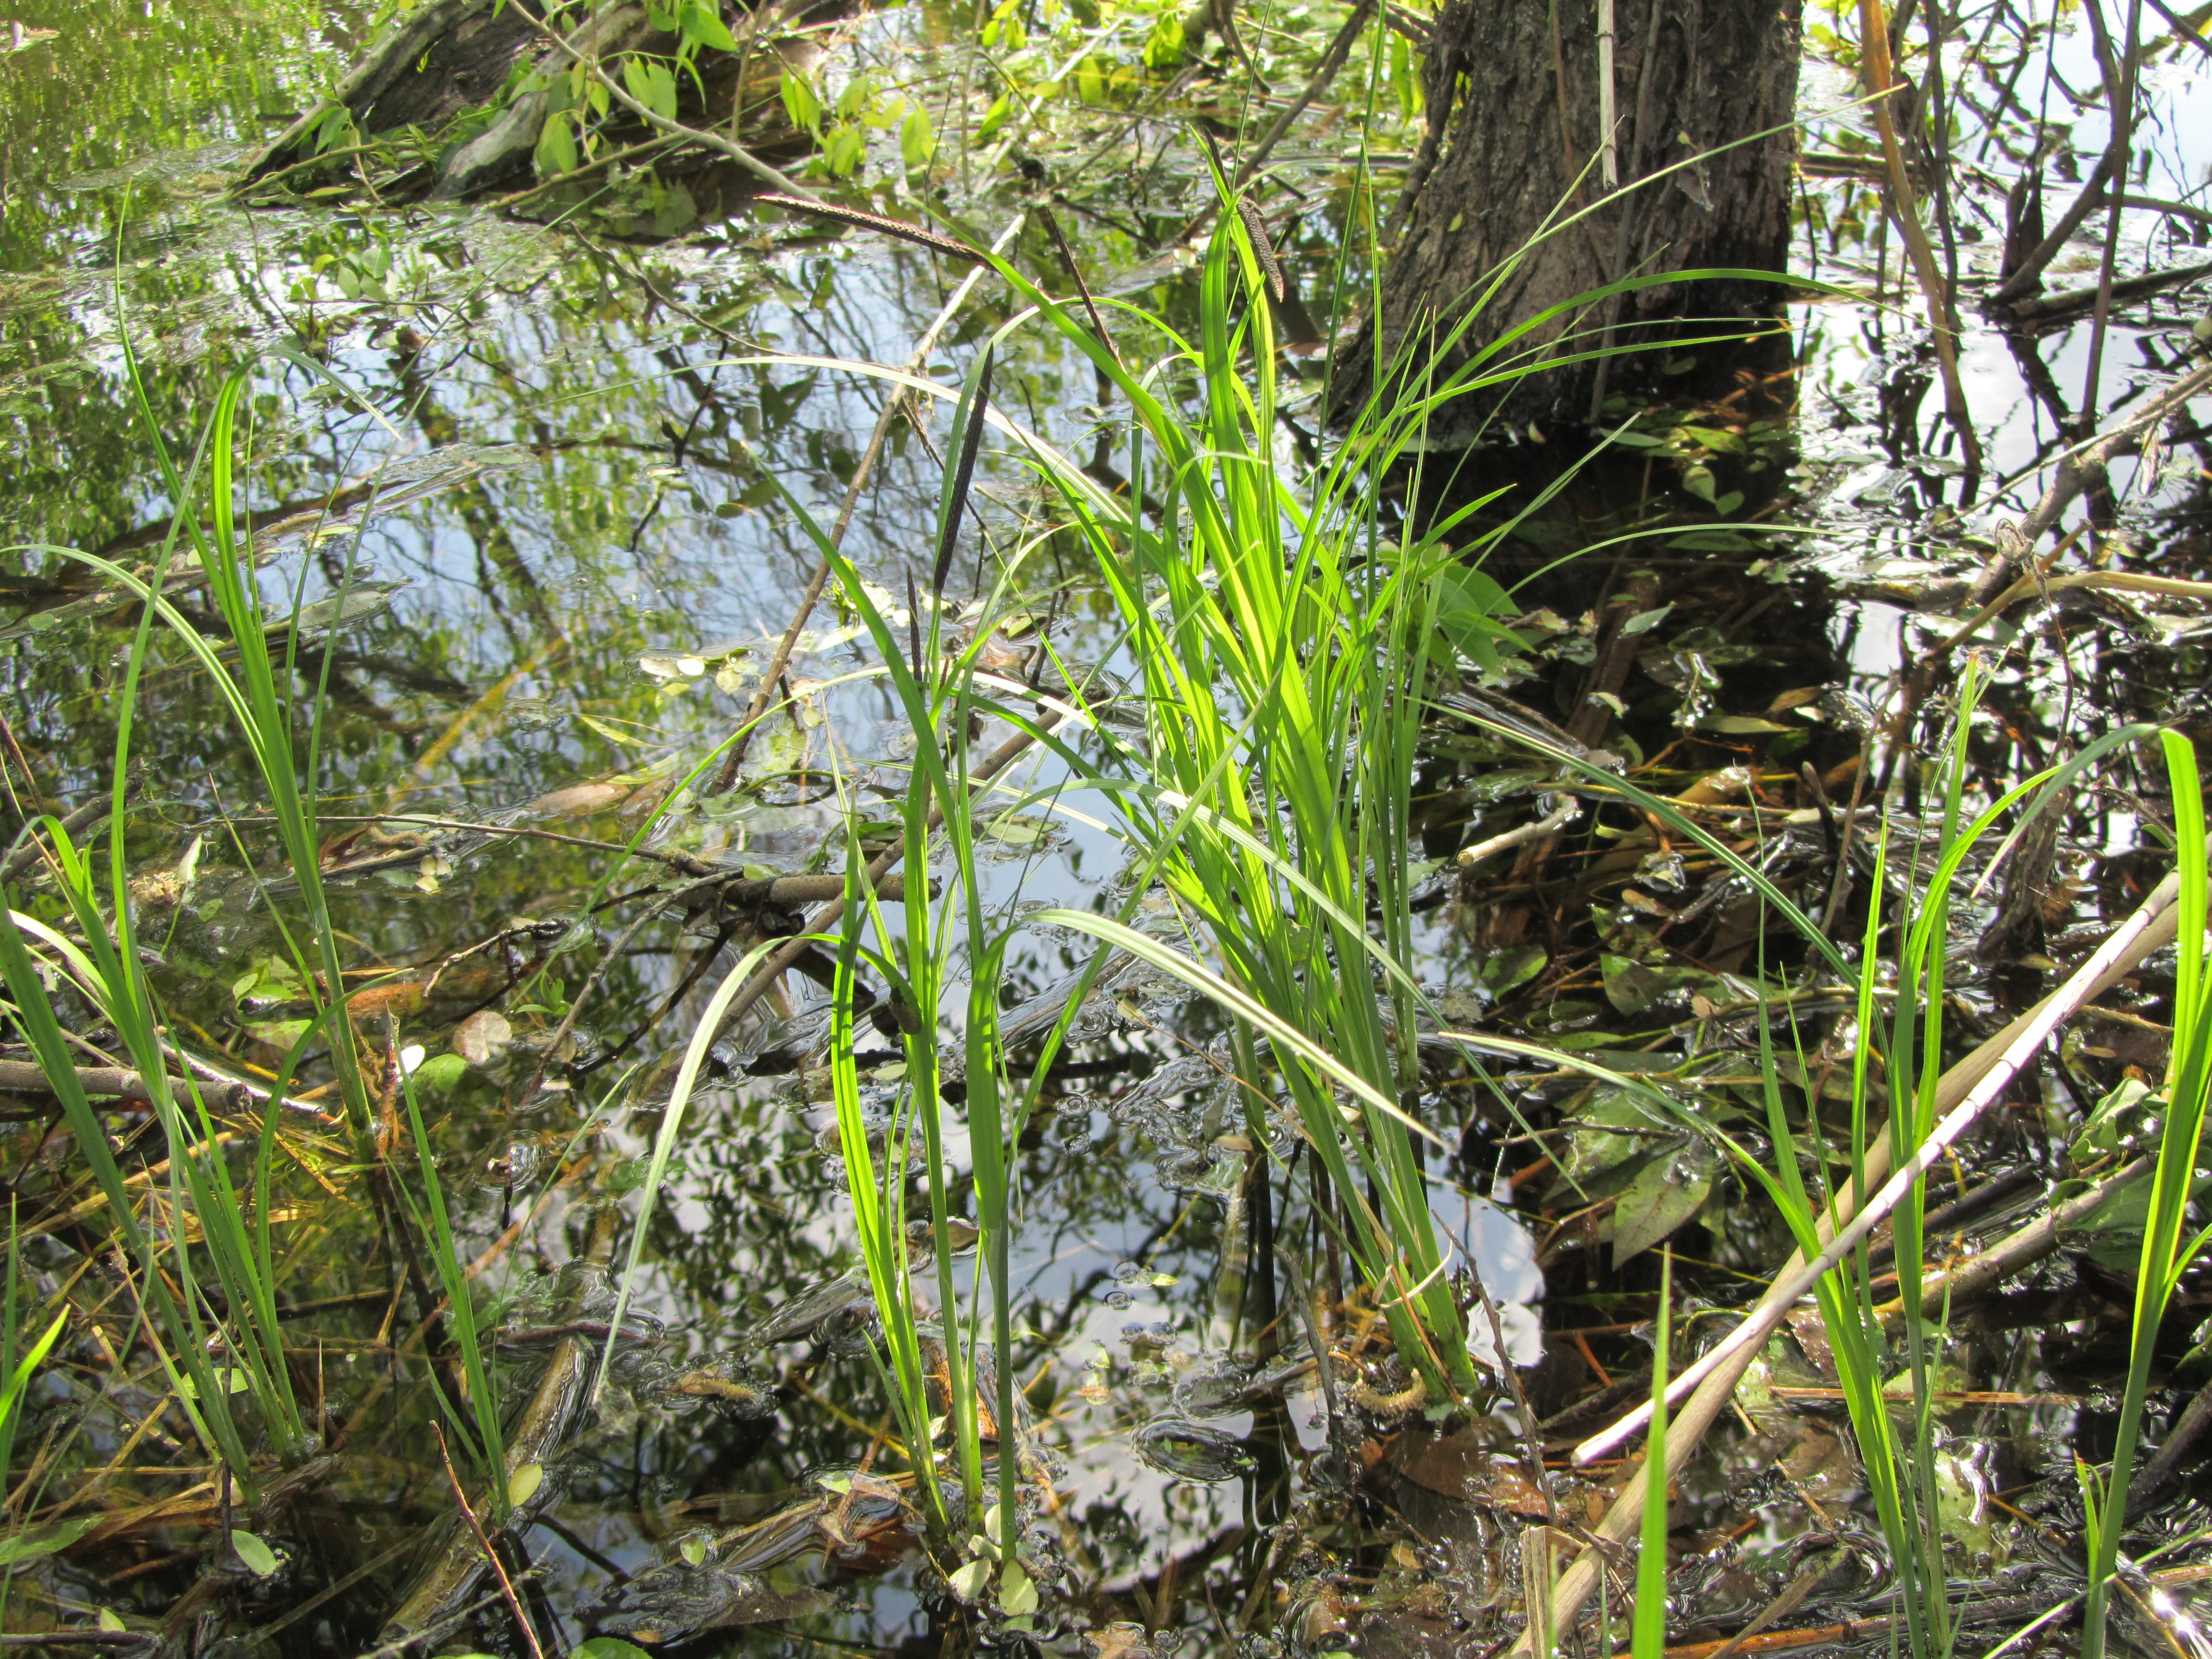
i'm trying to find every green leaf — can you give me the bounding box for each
[1477,945,1547,996]
[1563,1090,1672,1181]
[576,1642,657,1659]
[231,1528,280,1577]
[2073,1078,2156,1160]
[1701,715,1794,735]
[900,104,935,169]
[780,69,822,133]
[96,1610,125,1633]
[1676,426,1742,453]
[1681,462,1717,503]
[976,95,1011,141]
[823,125,867,177]
[1611,1143,1714,1264]
[507,1461,545,1507]
[535,110,579,178]
[0,1517,97,1566]
[948,1558,992,1601]
[1000,1559,1039,1615]
[645,60,678,121]
[680,1,739,50]
[410,1053,470,1094]
[1621,603,1673,635]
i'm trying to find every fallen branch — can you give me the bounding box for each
[0,1060,152,1104]
[1878,1153,2151,1322]
[1576,870,2185,1463]
[1507,868,2192,1654]
[1995,256,2212,327]
[380,1205,616,1637]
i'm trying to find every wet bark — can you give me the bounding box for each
[1332,0,1800,438]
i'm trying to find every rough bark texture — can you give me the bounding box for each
[1332,0,1800,437]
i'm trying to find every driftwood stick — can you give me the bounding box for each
[1509,869,2193,1655]
[1576,871,2184,1463]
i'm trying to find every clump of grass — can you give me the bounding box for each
[2081,731,2212,1659]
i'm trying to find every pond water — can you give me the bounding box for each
[3,0,2211,1655]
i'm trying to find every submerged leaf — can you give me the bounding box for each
[0,1517,97,1565]
[1611,1143,1715,1264]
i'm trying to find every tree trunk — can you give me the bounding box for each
[1331,0,1800,437]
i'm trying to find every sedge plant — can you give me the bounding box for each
[2080,730,2212,1659]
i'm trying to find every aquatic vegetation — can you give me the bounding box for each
[2,0,2212,1654]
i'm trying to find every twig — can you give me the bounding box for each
[1455,800,1582,868]
[1,795,116,883]
[1233,0,1376,188]
[1575,871,2185,1463]
[701,715,1064,1056]
[1504,868,2193,1655]
[429,1422,545,1659]
[1859,1,1983,487]
[1698,1556,1834,1659]
[0,1636,154,1649]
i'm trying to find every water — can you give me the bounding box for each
[3,0,2212,1654]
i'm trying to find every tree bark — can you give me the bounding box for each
[1332,0,1800,437]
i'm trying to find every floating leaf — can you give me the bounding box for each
[1000,1560,1039,1615]
[948,1559,992,1601]
[453,1010,514,1067]
[508,1461,545,1507]
[576,1641,657,1659]
[1701,715,1793,734]
[1131,1418,1254,1482]
[983,813,1049,845]
[1477,945,1547,996]
[411,1053,470,1095]
[231,1529,280,1577]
